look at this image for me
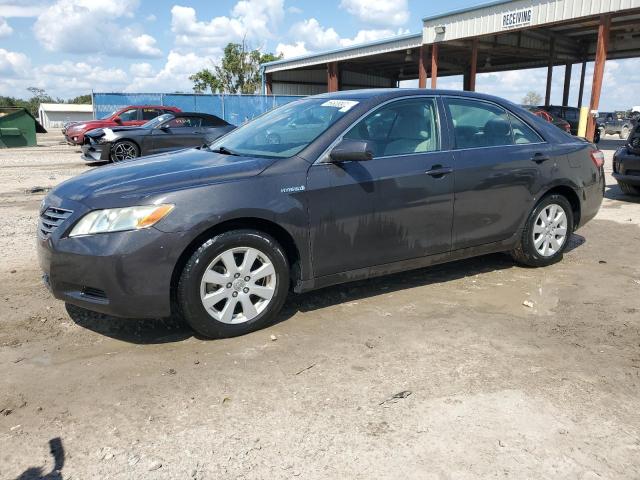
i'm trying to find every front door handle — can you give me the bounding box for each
[531,153,550,164]
[425,165,453,178]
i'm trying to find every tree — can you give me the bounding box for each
[522,91,543,106]
[68,94,92,104]
[189,40,282,95]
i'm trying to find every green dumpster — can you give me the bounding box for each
[0,107,47,148]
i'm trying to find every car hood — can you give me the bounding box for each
[49,148,274,207]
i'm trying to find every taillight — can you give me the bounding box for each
[590,150,604,169]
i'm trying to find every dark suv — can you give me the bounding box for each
[613,122,640,195]
[38,90,604,338]
[597,112,634,140]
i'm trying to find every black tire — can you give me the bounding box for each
[177,230,289,339]
[511,194,574,267]
[110,140,140,162]
[619,182,640,196]
[620,126,630,140]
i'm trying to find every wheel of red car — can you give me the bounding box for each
[110,140,140,162]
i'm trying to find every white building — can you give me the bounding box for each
[38,103,94,129]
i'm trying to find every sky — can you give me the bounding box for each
[0,0,637,110]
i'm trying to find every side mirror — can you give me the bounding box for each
[113,116,122,124]
[159,123,170,130]
[329,139,374,163]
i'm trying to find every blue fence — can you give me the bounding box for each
[92,93,302,125]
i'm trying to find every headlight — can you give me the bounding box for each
[69,204,174,237]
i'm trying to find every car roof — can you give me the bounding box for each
[311,88,518,105]
[174,111,226,121]
[119,105,180,110]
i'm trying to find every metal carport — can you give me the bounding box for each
[262,0,640,141]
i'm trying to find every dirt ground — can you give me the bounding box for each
[1,133,639,479]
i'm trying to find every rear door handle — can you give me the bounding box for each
[425,165,453,178]
[531,153,550,164]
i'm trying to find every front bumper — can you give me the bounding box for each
[81,142,111,162]
[37,205,190,318]
[613,149,640,186]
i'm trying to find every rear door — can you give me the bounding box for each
[306,96,455,277]
[444,97,551,250]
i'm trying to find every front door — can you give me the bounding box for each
[151,116,203,154]
[443,96,551,250]
[306,97,455,277]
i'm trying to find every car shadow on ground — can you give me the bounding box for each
[67,235,586,344]
[14,438,64,480]
[605,182,640,203]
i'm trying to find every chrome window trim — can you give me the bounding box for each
[314,95,444,165]
[442,95,547,148]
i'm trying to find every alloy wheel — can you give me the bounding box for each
[199,247,277,324]
[111,142,138,162]
[532,203,568,257]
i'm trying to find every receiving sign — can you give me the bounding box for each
[502,8,533,29]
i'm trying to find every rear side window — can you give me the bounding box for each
[509,114,542,144]
[141,108,162,120]
[202,116,228,127]
[344,97,440,158]
[445,98,512,149]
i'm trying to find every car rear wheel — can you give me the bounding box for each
[110,140,140,162]
[177,230,289,338]
[620,126,630,140]
[511,194,574,267]
[619,182,640,196]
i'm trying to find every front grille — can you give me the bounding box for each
[39,207,73,238]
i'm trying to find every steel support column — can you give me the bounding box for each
[327,62,339,92]
[577,60,587,109]
[562,63,572,107]
[587,15,611,141]
[265,73,273,95]
[431,43,439,89]
[545,38,555,107]
[418,44,428,88]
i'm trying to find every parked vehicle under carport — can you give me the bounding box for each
[81,112,235,163]
[613,123,640,196]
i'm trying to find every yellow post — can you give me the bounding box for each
[577,106,589,138]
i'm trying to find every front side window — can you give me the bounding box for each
[118,108,138,122]
[208,98,358,159]
[343,97,439,157]
[164,117,202,128]
[446,98,513,149]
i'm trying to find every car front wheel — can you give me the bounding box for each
[177,230,290,338]
[511,194,574,267]
[620,126,630,140]
[110,140,140,162]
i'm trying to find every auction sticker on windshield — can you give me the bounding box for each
[321,100,359,112]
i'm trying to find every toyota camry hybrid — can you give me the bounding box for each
[38,90,604,338]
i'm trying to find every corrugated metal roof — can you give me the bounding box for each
[39,103,93,113]
[423,0,640,43]
[263,33,422,73]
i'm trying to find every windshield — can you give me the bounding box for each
[142,113,174,129]
[208,98,359,158]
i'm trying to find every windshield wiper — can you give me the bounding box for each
[210,145,240,156]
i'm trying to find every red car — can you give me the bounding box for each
[63,105,181,145]
[522,106,572,134]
